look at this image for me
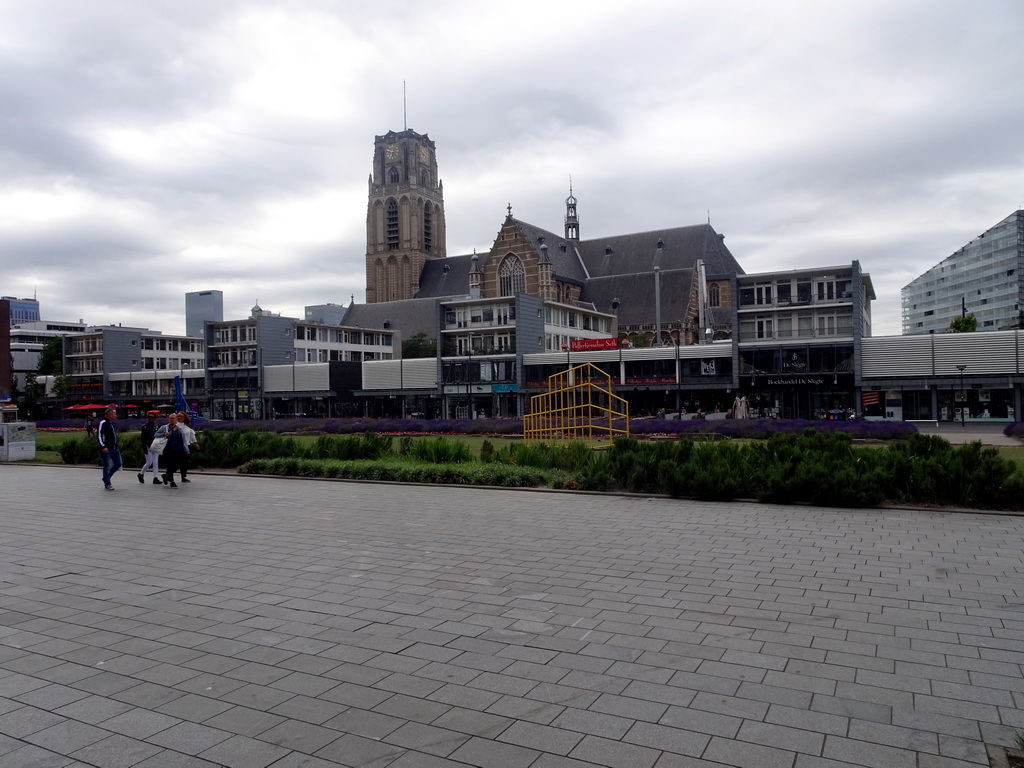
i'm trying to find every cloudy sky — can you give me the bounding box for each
[2,0,1022,337]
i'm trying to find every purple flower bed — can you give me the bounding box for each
[627,418,917,440]
[1005,422,1024,439]
[35,416,916,440]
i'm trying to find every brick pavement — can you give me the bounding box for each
[2,464,1024,767]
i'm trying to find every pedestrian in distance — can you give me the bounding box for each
[96,406,121,491]
[137,410,163,485]
[155,413,189,488]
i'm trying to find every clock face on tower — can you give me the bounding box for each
[419,145,429,163]
[385,144,400,161]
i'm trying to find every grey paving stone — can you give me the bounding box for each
[70,732,166,768]
[568,734,660,768]
[314,732,407,767]
[24,719,110,754]
[738,719,825,756]
[254,718,342,753]
[197,733,290,767]
[99,708,181,740]
[385,720,472,756]
[702,734,797,768]
[0,743,78,768]
[623,721,711,758]
[322,706,404,739]
[485,695,565,725]
[9,471,1024,768]
[449,735,541,768]
[822,735,920,768]
[658,705,741,738]
[0,705,67,737]
[153,692,235,723]
[146,721,233,754]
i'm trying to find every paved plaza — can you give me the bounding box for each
[2,465,1024,767]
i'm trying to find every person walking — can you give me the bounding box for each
[176,411,200,483]
[85,415,94,435]
[97,406,121,491]
[137,411,163,485]
[155,413,189,488]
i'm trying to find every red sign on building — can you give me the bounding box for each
[569,338,620,351]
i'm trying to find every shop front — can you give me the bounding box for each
[747,374,854,420]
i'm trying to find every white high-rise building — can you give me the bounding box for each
[902,209,1024,334]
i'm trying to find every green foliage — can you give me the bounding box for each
[56,422,1023,511]
[497,440,602,473]
[57,433,144,467]
[50,373,70,401]
[402,332,437,359]
[37,338,63,375]
[948,313,977,333]
[301,432,393,461]
[687,443,750,501]
[883,433,1016,507]
[192,429,298,468]
[407,436,473,464]
[240,457,552,487]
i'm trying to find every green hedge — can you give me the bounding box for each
[59,429,1024,510]
[239,458,561,488]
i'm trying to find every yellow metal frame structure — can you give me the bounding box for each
[524,362,629,448]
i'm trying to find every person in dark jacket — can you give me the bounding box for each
[97,406,121,490]
[137,411,162,484]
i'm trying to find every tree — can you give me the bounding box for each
[37,337,64,374]
[626,332,650,348]
[402,332,436,359]
[51,373,69,402]
[948,313,977,333]
[21,372,40,418]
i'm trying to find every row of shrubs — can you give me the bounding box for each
[58,428,1024,510]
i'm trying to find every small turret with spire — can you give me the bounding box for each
[564,178,579,242]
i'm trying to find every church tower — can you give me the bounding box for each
[365,130,447,303]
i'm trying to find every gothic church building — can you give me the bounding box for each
[363,128,743,345]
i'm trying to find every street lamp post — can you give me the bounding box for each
[179,361,189,411]
[956,364,967,427]
[653,266,661,346]
[466,351,473,420]
[675,337,681,414]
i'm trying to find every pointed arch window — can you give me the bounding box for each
[708,283,721,307]
[389,167,400,184]
[386,200,399,250]
[423,202,432,250]
[499,254,526,296]
[386,257,399,301]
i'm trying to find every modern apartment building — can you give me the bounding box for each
[902,209,1024,334]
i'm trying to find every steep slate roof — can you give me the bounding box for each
[576,224,743,328]
[509,218,590,285]
[416,255,474,299]
[577,224,742,279]
[582,270,692,329]
[343,298,442,343]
